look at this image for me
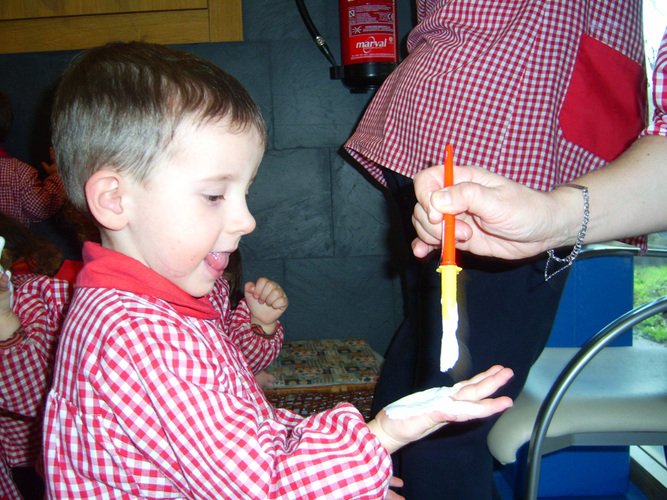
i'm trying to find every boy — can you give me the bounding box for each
[44,41,513,499]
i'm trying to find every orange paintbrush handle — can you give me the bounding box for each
[441,144,456,266]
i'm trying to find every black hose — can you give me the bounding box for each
[295,0,338,68]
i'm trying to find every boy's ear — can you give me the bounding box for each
[85,169,128,231]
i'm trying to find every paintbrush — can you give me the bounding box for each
[436,144,461,372]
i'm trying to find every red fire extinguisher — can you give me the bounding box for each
[296,0,399,93]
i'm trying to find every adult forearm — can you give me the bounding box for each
[553,134,667,246]
[413,134,667,261]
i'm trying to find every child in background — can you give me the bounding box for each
[43,41,513,499]
[0,215,282,499]
[0,92,65,227]
[0,214,81,500]
[0,260,24,500]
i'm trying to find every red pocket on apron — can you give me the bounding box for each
[559,34,647,162]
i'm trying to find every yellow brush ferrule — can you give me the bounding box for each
[437,265,461,319]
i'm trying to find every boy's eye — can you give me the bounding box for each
[204,194,224,203]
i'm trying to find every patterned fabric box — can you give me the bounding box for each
[264,338,382,421]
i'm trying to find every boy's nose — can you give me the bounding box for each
[233,205,256,235]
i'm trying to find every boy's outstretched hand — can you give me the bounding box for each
[244,277,288,334]
[367,365,514,455]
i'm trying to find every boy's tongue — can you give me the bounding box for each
[205,252,229,273]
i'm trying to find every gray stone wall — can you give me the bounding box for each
[0,0,417,354]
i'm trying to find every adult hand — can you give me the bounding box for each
[411,164,569,260]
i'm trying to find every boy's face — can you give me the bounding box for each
[118,118,262,298]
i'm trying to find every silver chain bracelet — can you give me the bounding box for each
[544,184,589,281]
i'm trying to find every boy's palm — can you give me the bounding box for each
[370,365,514,454]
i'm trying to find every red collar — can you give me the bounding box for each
[0,145,9,158]
[9,258,31,275]
[55,260,83,285]
[11,259,81,286]
[77,242,220,320]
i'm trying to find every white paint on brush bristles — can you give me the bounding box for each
[440,301,459,372]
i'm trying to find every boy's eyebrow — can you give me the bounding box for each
[201,171,257,185]
[199,173,235,183]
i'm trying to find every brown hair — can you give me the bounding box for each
[0,213,64,276]
[60,199,101,245]
[223,250,244,309]
[51,41,267,210]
